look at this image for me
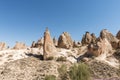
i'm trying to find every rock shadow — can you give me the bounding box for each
[25,53,44,60]
[76,52,93,62]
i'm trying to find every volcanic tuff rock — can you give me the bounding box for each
[73,41,81,48]
[87,38,112,57]
[0,42,7,50]
[31,38,44,48]
[100,29,119,49]
[53,37,58,47]
[58,32,73,49]
[91,33,97,43]
[116,30,120,40]
[81,32,96,45]
[43,28,57,60]
[13,42,27,50]
[31,41,36,48]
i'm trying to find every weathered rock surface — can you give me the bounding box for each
[0,42,7,50]
[58,32,73,49]
[13,42,27,50]
[43,28,57,60]
[81,32,96,45]
[100,29,119,49]
[87,38,112,57]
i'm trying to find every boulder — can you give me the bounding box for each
[43,28,57,60]
[116,30,120,39]
[87,38,112,57]
[13,42,27,50]
[100,29,119,49]
[81,32,96,45]
[0,42,7,50]
[58,32,73,49]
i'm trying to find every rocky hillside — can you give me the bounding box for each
[0,28,120,80]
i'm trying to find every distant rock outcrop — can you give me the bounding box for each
[100,29,119,49]
[31,41,36,48]
[116,30,120,40]
[91,33,97,44]
[58,32,73,49]
[31,38,44,48]
[43,28,57,60]
[81,32,96,45]
[13,42,27,50]
[73,41,81,48]
[87,38,112,57]
[0,42,7,50]
[53,37,58,47]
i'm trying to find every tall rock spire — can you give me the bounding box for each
[43,28,57,60]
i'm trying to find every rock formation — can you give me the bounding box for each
[31,38,44,48]
[31,41,36,48]
[13,42,27,50]
[58,32,73,49]
[118,41,120,48]
[73,41,81,48]
[0,42,7,50]
[100,29,119,49]
[43,28,57,60]
[87,38,112,57]
[91,33,97,43]
[116,30,120,40]
[53,37,58,47]
[81,32,96,45]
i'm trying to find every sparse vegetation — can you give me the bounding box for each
[46,56,54,60]
[69,63,91,80]
[0,54,3,57]
[44,75,56,80]
[7,54,13,58]
[56,56,67,61]
[58,64,68,80]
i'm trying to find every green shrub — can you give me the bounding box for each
[69,63,91,80]
[56,56,67,61]
[44,75,56,80]
[46,56,54,60]
[58,64,68,80]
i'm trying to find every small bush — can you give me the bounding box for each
[46,56,54,60]
[44,75,56,80]
[0,54,3,57]
[58,64,68,80]
[56,56,67,61]
[69,63,91,80]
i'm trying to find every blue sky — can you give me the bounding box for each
[0,0,120,47]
